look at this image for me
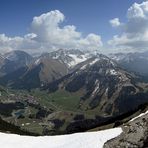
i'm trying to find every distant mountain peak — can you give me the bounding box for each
[40,49,92,68]
[110,51,148,76]
[4,50,33,62]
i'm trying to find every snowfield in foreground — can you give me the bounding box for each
[0,128,122,148]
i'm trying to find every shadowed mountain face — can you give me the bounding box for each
[43,54,148,116]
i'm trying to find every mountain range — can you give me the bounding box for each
[0,49,148,135]
[109,51,148,77]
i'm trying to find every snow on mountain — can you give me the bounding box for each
[4,50,33,65]
[104,109,148,148]
[109,53,127,62]
[0,128,122,148]
[0,50,34,77]
[110,51,148,63]
[129,110,148,122]
[67,54,88,67]
[42,49,92,68]
[34,58,41,65]
[89,58,98,66]
[79,54,118,72]
[109,51,148,76]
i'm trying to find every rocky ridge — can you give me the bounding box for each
[104,111,148,148]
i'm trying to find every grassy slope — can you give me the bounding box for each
[31,90,81,111]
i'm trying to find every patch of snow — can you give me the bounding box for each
[26,123,30,126]
[52,54,60,59]
[68,54,88,67]
[129,110,148,122]
[35,59,41,65]
[106,69,118,76]
[105,88,108,95]
[110,54,126,62]
[110,60,116,66]
[92,82,100,96]
[118,72,129,82]
[109,69,117,75]
[0,128,122,148]
[80,64,87,70]
[95,79,99,84]
[89,59,98,66]
[111,56,122,61]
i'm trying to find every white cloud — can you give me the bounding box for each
[31,10,102,51]
[0,34,23,53]
[0,10,103,54]
[109,18,121,27]
[108,1,148,52]
[0,34,40,54]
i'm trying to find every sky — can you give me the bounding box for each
[0,0,147,54]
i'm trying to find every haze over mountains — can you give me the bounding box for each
[110,51,148,77]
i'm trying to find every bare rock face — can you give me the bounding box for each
[104,113,148,148]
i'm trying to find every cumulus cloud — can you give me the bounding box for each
[0,10,102,54]
[31,10,102,50]
[109,18,121,27]
[0,34,39,54]
[108,1,148,51]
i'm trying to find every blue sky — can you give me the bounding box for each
[0,0,147,53]
[0,0,143,40]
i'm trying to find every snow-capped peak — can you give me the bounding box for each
[46,49,92,68]
[67,54,88,67]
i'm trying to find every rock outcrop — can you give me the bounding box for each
[104,112,148,148]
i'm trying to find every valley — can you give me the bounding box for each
[0,49,148,136]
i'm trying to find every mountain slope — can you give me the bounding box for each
[0,56,68,89]
[18,57,68,89]
[0,50,33,76]
[4,50,33,66]
[42,49,91,69]
[44,54,148,116]
[104,110,148,148]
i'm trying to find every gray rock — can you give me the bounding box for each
[104,113,148,148]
